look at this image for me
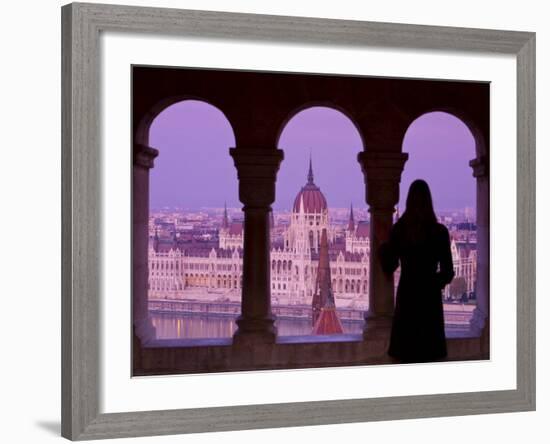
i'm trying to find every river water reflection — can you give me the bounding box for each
[151,312,364,339]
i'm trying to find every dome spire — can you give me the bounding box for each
[307,150,314,184]
[292,151,328,214]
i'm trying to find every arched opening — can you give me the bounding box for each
[145,100,241,340]
[272,106,365,336]
[400,112,476,216]
[400,111,484,338]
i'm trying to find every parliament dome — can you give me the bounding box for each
[292,157,328,214]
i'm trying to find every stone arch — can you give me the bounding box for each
[403,107,488,159]
[274,102,366,150]
[135,95,238,147]
[133,97,242,342]
[133,66,491,358]
[146,99,237,210]
[401,109,489,338]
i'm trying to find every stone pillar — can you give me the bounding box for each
[133,143,159,345]
[357,151,408,338]
[230,148,284,344]
[469,156,489,353]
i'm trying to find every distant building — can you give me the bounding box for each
[148,159,477,308]
[446,234,477,300]
[391,215,477,302]
[148,159,371,309]
[218,203,244,250]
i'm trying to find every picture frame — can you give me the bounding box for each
[61,2,535,440]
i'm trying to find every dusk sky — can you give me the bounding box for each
[149,101,476,213]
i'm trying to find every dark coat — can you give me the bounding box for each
[379,219,455,363]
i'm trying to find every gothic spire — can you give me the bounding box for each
[153,228,159,252]
[317,229,334,304]
[311,228,343,334]
[222,202,229,229]
[347,203,355,232]
[307,151,314,184]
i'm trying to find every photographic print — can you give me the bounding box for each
[132,65,490,376]
[62,3,535,439]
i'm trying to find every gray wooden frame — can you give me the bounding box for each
[61,2,536,440]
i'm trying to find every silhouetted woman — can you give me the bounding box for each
[379,179,455,363]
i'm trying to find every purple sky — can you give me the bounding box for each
[399,112,476,213]
[149,101,476,212]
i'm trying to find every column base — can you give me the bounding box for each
[232,316,277,346]
[468,306,488,337]
[134,317,157,346]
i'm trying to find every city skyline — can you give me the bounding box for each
[147,175,478,339]
[149,205,476,217]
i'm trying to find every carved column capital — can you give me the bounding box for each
[134,144,159,169]
[469,155,489,178]
[230,148,284,208]
[357,151,408,209]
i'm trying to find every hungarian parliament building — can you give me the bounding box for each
[147,161,477,310]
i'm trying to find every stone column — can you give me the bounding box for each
[357,151,408,338]
[230,148,284,344]
[133,143,159,345]
[469,156,489,352]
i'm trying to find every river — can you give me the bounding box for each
[150,312,364,339]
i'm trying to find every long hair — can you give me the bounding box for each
[400,179,438,242]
